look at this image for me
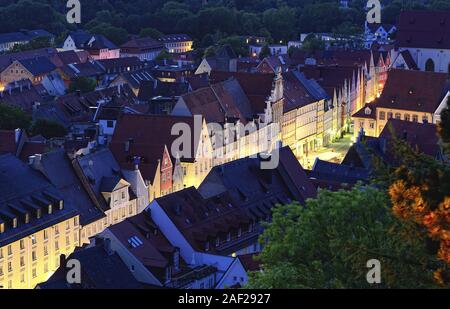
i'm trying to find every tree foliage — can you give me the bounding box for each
[0,0,446,53]
[248,187,443,288]
[371,123,450,285]
[0,104,31,131]
[68,77,97,94]
[29,119,67,139]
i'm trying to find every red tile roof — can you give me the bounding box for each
[209,71,274,113]
[110,114,200,181]
[0,130,17,154]
[180,78,254,124]
[239,254,261,272]
[352,103,377,119]
[108,213,175,273]
[375,69,449,113]
[396,10,450,49]
[155,187,252,253]
[380,119,441,158]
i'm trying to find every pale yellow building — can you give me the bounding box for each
[0,154,79,289]
[353,69,450,138]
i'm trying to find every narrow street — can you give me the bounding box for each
[300,134,354,169]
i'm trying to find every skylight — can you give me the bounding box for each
[128,236,143,248]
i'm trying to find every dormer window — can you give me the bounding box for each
[364,107,372,115]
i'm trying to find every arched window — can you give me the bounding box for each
[425,58,435,72]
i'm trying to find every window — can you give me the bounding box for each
[0,266,3,276]
[55,240,59,251]
[395,113,401,119]
[122,191,125,200]
[20,256,25,267]
[0,248,3,259]
[55,225,59,235]
[369,122,375,129]
[44,245,48,256]
[74,217,79,227]
[21,274,25,283]
[387,112,393,119]
[32,268,37,279]
[31,235,36,245]
[422,116,429,123]
[8,261,12,272]
[413,115,419,122]
[8,245,12,256]
[425,58,435,72]
[205,242,210,252]
[129,204,133,215]
[379,111,385,120]
[66,236,70,246]
[215,238,220,247]
[404,114,410,121]
[32,251,37,261]
[66,221,70,230]
[20,240,25,250]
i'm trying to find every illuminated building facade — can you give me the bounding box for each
[0,154,79,289]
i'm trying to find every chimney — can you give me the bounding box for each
[103,238,114,256]
[29,154,43,171]
[60,254,67,269]
[133,156,140,171]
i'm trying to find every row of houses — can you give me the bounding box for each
[62,30,194,60]
[0,139,317,289]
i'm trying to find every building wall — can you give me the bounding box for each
[79,192,138,245]
[121,50,162,61]
[62,36,77,50]
[403,47,450,73]
[376,107,434,136]
[91,48,120,60]
[353,117,377,138]
[0,215,80,289]
[165,41,193,54]
[1,61,34,85]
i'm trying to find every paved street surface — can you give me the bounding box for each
[300,134,354,170]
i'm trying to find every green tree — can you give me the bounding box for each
[248,186,443,288]
[218,36,249,57]
[29,119,67,139]
[88,23,129,46]
[0,104,31,130]
[259,44,271,60]
[155,50,171,61]
[301,34,325,52]
[139,28,163,39]
[68,77,96,94]
[9,36,53,53]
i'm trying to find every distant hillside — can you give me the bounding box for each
[0,0,448,46]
